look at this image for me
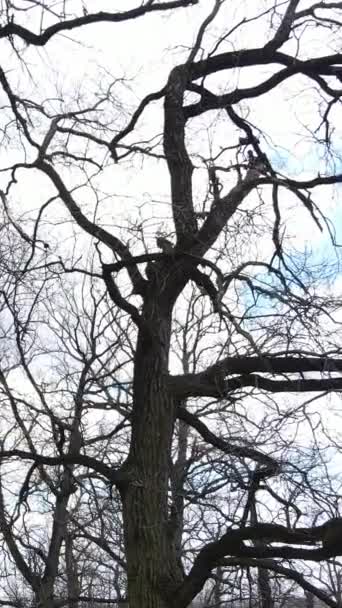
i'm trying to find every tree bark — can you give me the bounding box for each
[120,299,183,608]
[171,417,188,566]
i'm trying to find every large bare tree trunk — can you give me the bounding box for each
[120,301,183,608]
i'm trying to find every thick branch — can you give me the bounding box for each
[169,356,342,398]
[220,558,337,608]
[296,2,342,22]
[203,355,342,376]
[0,449,123,485]
[0,1,198,46]
[177,406,278,471]
[110,86,166,160]
[265,0,301,52]
[192,178,256,257]
[189,48,342,81]
[173,523,336,608]
[185,68,298,118]
[170,374,342,399]
[164,66,197,245]
[102,265,145,329]
[103,251,223,279]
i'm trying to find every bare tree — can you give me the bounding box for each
[2,1,342,607]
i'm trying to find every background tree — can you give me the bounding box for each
[2,1,342,607]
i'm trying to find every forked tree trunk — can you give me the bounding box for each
[120,303,184,608]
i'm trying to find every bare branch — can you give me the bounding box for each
[0,1,199,46]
